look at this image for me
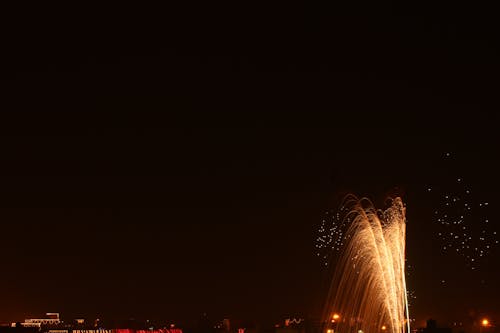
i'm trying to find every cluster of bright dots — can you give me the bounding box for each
[316,206,349,266]
[404,263,417,306]
[426,152,498,270]
[406,289,417,307]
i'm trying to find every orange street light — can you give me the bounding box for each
[381,326,387,331]
[331,314,340,323]
[482,319,489,327]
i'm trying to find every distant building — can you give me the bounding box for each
[420,319,452,333]
[16,313,61,329]
[275,318,319,333]
[222,320,230,332]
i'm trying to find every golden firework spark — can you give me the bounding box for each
[324,196,410,333]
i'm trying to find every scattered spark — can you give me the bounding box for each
[425,152,498,270]
[316,205,350,266]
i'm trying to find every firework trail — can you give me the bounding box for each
[322,196,410,333]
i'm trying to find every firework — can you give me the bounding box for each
[316,205,349,266]
[426,152,497,270]
[323,196,410,333]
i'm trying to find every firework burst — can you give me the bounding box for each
[426,152,498,270]
[322,196,410,333]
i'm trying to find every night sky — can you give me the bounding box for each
[1,2,499,328]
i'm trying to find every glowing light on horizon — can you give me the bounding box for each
[323,196,410,333]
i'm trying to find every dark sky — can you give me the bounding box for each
[1,2,499,328]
